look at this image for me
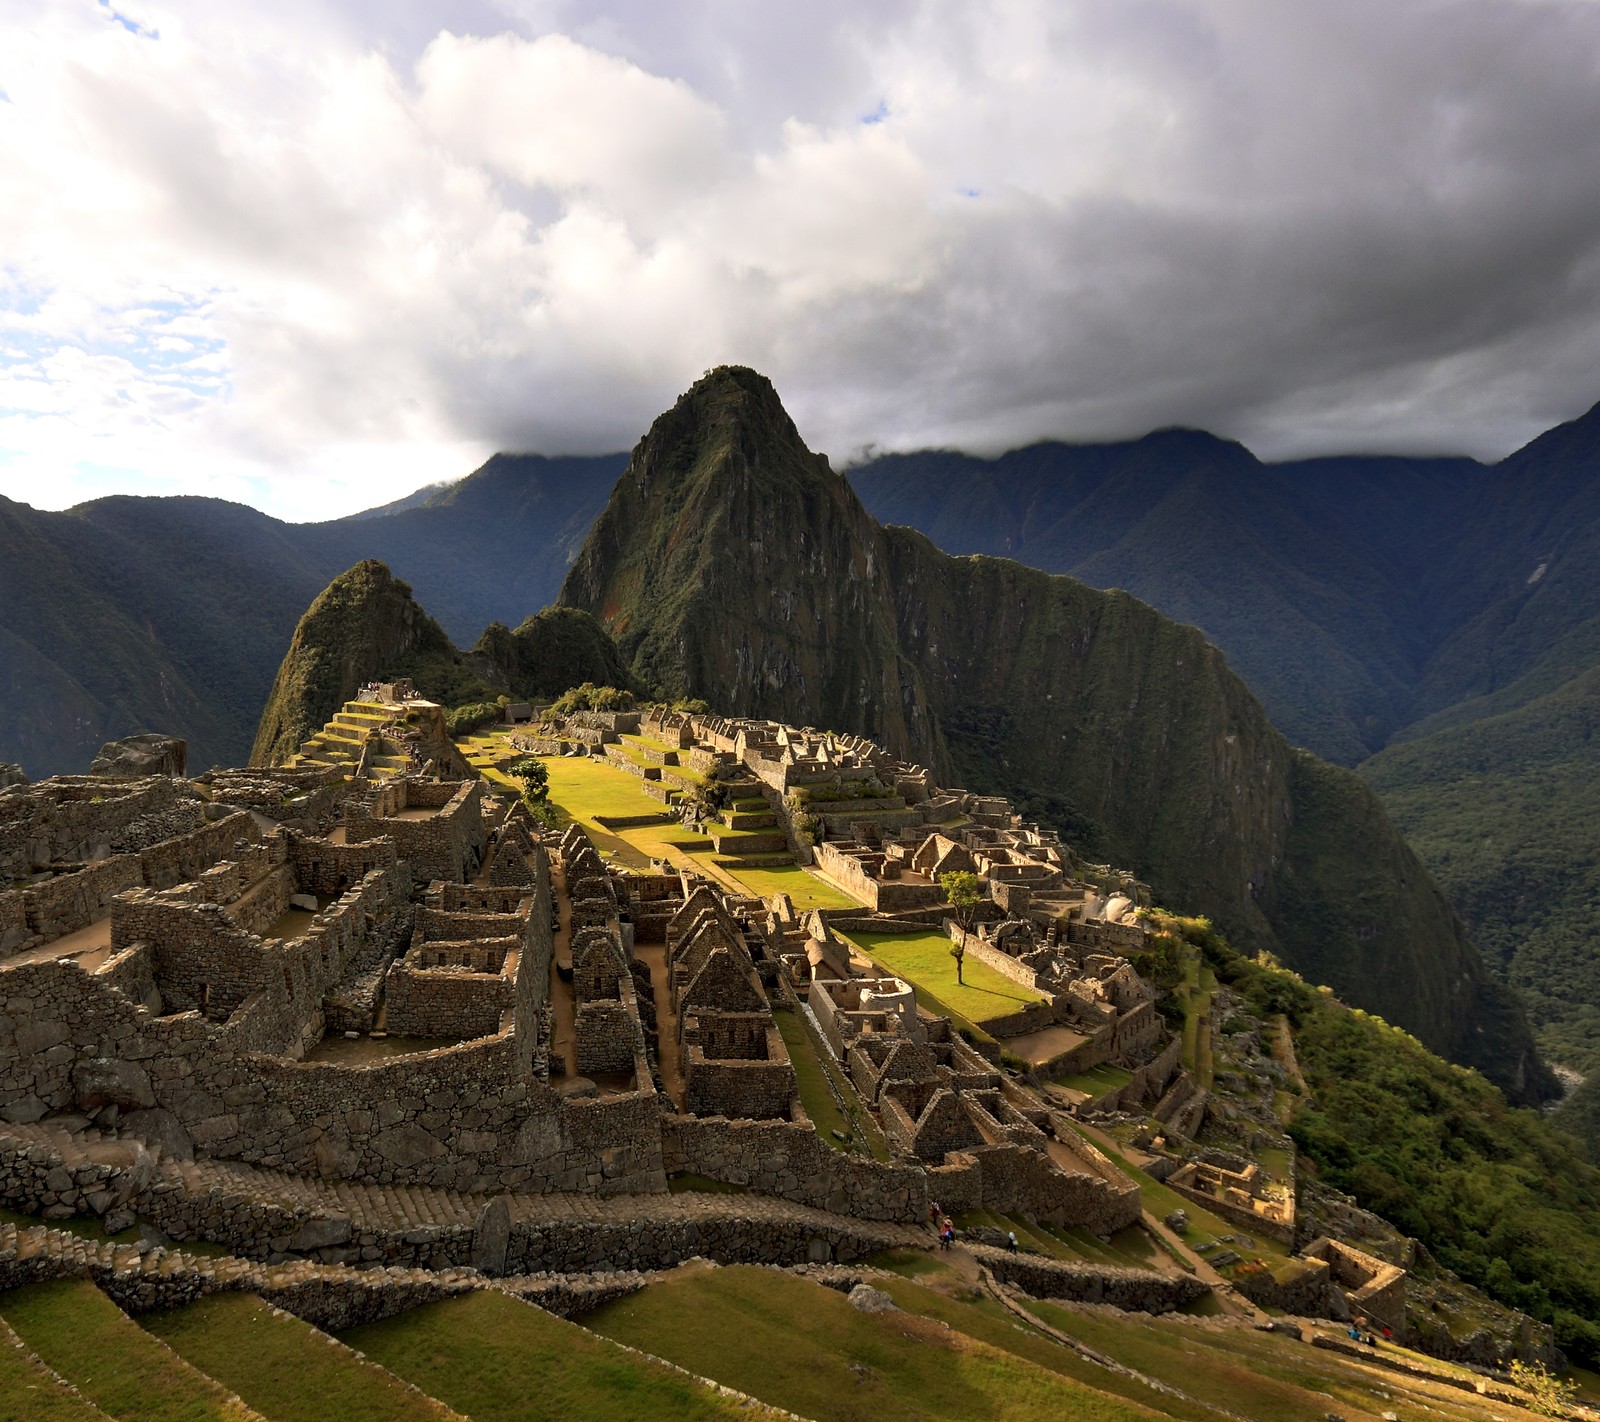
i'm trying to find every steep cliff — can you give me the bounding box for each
[250,560,494,767]
[561,366,1551,1101]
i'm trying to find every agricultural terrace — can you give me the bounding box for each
[843,929,1046,1036]
[498,737,859,910]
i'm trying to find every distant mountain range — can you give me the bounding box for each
[0,452,624,776]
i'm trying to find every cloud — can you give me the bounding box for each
[2,0,1600,519]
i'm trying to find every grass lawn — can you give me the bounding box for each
[341,1289,754,1422]
[772,1006,890,1159]
[716,861,858,909]
[0,1315,113,1422]
[1050,1063,1133,1095]
[142,1292,461,1422]
[844,930,1044,1029]
[584,1263,1160,1421]
[540,752,862,908]
[0,1279,257,1422]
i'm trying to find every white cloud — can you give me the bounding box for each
[2,0,1600,520]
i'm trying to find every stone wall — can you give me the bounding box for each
[974,1245,1209,1312]
[662,1116,924,1221]
[346,780,486,885]
[0,811,259,960]
[0,777,193,883]
[383,960,511,1040]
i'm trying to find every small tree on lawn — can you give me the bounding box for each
[940,870,982,986]
[506,757,549,810]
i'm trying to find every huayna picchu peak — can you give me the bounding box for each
[559,367,1551,1105]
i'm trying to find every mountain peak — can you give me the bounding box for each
[249,559,461,766]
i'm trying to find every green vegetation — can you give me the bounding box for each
[443,700,502,736]
[250,560,498,767]
[0,1315,114,1422]
[584,1262,1156,1421]
[1362,665,1600,1146]
[844,930,1043,1028]
[548,682,635,714]
[340,1289,751,1422]
[1189,917,1600,1364]
[1020,1294,1502,1422]
[0,1278,257,1422]
[505,755,550,807]
[772,1005,889,1159]
[470,607,636,703]
[1050,1063,1132,1096]
[142,1292,459,1422]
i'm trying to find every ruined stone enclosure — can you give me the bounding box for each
[0,738,1195,1302]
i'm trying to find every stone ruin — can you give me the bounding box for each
[0,710,1436,1347]
[0,748,1176,1281]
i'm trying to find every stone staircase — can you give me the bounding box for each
[708,775,793,865]
[292,699,414,779]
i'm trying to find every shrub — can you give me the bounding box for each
[446,701,502,736]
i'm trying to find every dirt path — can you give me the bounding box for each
[1,916,113,970]
[634,942,686,1109]
[548,857,577,1079]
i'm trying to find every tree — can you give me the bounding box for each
[506,757,549,808]
[1508,1361,1578,1417]
[940,870,983,986]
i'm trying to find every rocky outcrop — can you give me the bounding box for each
[90,733,187,779]
[559,366,1551,1101]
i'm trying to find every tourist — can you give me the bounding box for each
[1006,1231,1018,1253]
[929,1200,940,1227]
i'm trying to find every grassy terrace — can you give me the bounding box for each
[145,1292,460,1422]
[1021,1298,1508,1422]
[1050,1062,1133,1096]
[342,1289,755,1422]
[0,1278,257,1422]
[843,929,1044,1037]
[1061,1122,1292,1273]
[585,1262,1158,1422]
[529,749,859,907]
[0,1315,112,1422]
[773,1004,890,1159]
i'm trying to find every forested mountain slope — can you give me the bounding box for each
[0,454,622,775]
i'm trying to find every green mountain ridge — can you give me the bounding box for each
[250,566,635,768]
[0,454,626,777]
[557,365,1550,1103]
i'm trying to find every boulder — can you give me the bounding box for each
[848,1284,898,1314]
[89,734,187,779]
[471,1197,511,1275]
[120,1107,194,1162]
[71,1058,156,1112]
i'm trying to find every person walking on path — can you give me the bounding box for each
[929,1200,940,1228]
[1006,1231,1018,1253]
